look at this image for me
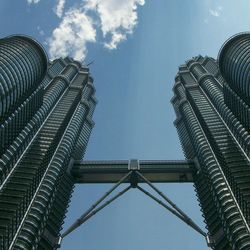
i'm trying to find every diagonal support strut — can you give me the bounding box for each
[137,185,206,237]
[135,171,207,237]
[57,171,132,246]
[62,185,132,238]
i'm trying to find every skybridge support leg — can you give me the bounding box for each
[136,171,206,236]
[135,171,213,248]
[56,171,132,247]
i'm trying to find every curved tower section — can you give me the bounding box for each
[0,35,47,119]
[218,32,250,131]
[0,35,48,154]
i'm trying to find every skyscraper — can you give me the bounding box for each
[0,36,96,249]
[172,34,250,249]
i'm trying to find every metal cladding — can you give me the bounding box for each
[0,35,96,250]
[172,55,250,249]
[0,35,48,155]
[218,33,250,132]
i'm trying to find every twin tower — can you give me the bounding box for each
[0,33,250,249]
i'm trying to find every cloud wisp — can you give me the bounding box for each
[27,0,40,4]
[209,6,223,17]
[48,0,145,60]
[54,0,66,18]
[37,26,45,36]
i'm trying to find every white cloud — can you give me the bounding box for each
[54,0,66,18]
[85,0,145,49]
[209,6,223,17]
[48,7,96,61]
[48,0,145,60]
[27,0,40,3]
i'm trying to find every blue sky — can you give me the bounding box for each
[1,1,250,249]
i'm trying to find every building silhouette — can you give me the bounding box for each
[172,33,250,249]
[1,33,250,250]
[0,35,96,249]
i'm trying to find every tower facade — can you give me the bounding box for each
[172,35,250,249]
[0,36,97,249]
